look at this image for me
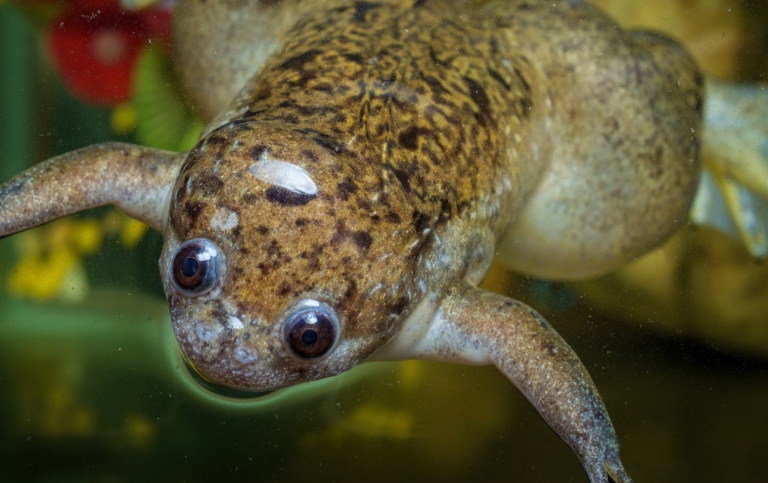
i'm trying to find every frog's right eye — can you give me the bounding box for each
[171,238,221,296]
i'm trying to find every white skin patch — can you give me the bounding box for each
[249,151,318,195]
[196,321,223,342]
[210,207,239,231]
[227,315,244,330]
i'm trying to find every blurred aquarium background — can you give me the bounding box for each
[0,0,767,481]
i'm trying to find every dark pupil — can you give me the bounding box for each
[301,329,319,346]
[181,257,199,277]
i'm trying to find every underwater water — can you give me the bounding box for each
[1,2,768,482]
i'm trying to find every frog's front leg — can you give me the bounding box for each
[0,143,185,237]
[376,281,631,483]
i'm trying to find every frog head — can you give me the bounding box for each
[158,120,428,391]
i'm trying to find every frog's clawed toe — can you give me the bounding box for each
[584,450,632,483]
[605,461,633,483]
[696,78,768,258]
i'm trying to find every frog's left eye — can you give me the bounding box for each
[171,238,221,296]
[283,301,339,361]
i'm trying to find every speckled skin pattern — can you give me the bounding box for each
[0,1,706,481]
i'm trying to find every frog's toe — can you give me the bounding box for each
[691,168,768,257]
[583,448,632,483]
[604,454,633,483]
[694,78,768,258]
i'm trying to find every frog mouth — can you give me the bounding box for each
[180,351,279,400]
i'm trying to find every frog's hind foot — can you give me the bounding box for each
[693,78,768,258]
[583,448,633,483]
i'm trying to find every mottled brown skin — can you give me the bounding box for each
[0,1,706,482]
[164,0,546,389]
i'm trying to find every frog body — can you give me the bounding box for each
[0,1,706,482]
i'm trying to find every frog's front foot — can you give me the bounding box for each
[375,281,632,483]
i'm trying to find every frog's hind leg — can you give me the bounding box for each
[495,27,703,280]
[691,78,768,258]
[0,143,184,237]
[172,0,314,123]
[373,281,632,483]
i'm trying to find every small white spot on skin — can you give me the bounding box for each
[196,322,223,342]
[249,150,318,195]
[234,347,258,364]
[369,283,382,296]
[211,208,239,231]
[229,140,241,153]
[228,315,244,330]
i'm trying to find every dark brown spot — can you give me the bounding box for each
[488,68,511,91]
[398,125,422,150]
[183,201,204,224]
[390,295,410,316]
[464,77,492,127]
[198,175,224,193]
[242,193,259,204]
[339,279,359,311]
[330,221,373,254]
[279,49,322,70]
[250,145,268,160]
[265,186,316,206]
[277,282,293,297]
[352,1,383,22]
[352,231,373,252]
[386,212,402,224]
[301,150,319,163]
[343,52,365,64]
[412,211,430,233]
[512,66,531,94]
[337,177,358,201]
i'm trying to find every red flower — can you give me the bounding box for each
[46,0,171,106]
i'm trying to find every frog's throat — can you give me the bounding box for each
[0,143,185,237]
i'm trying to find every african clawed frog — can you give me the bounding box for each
[0,1,707,481]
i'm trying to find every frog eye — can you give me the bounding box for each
[284,301,339,360]
[171,238,220,296]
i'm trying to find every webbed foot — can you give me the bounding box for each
[693,78,768,258]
